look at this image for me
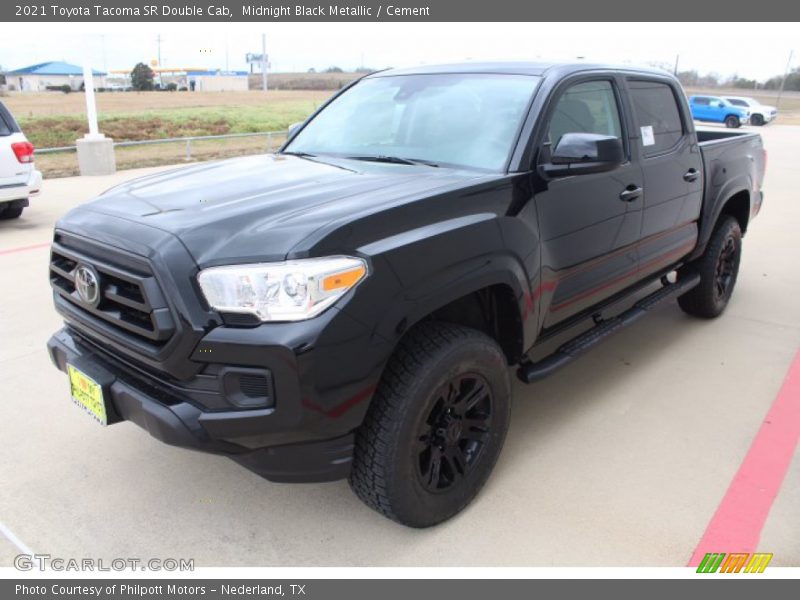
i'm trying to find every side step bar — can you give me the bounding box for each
[516,272,701,384]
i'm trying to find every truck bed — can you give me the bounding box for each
[691,127,765,260]
[696,128,762,146]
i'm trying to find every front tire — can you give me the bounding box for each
[678,216,742,318]
[724,115,740,128]
[751,113,764,126]
[349,322,511,528]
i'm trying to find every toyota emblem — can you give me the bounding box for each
[75,264,101,306]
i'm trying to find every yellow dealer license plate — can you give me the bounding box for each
[67,364,107,426]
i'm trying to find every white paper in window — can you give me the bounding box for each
[640,126,655,147]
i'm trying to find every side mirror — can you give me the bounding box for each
[287,122,303,140]
[542,133,624,177]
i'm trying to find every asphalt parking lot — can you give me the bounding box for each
[1,125,798,568]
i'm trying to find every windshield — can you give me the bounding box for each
[284,73,540,171]
[726,98,751,107]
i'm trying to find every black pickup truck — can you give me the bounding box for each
[47,63,766,527]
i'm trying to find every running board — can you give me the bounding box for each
[516,272,701,384]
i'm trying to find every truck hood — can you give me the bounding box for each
[73,154,486,266]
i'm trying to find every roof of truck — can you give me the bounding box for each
[368,61,672,78]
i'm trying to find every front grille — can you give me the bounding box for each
[49,237,175,346]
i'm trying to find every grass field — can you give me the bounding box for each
[2,83,798,178]
[3,90,332,146]
[1,89,333,176]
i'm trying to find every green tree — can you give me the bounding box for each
[130,62,155,91]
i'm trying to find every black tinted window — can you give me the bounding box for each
[547,80,622,148]
[727,99,748,107]
[693,97,710,106]
[629,81,684,155]
[0,102,20,136]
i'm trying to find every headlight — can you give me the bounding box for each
[197,256,368,322]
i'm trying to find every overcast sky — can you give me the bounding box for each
[0,22,795,81]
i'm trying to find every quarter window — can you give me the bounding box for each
[0,102,19,136]
[629,81,684,155]
[547,80,622,148]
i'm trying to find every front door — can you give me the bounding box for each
[534,78,644,327]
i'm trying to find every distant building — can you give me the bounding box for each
[7,61,107,92]
[106,67,249,92]
[187,70,249,92]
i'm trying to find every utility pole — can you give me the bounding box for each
[261,33,268,92]
[673,54,680,76]
[776,49,794,110]
[156,34,162,67]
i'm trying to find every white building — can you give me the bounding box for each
[187,70,249,92]
[7,61,107,92]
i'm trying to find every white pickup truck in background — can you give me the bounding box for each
[724,96,779,126]
[0,100,42,220]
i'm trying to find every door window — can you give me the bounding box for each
[547,80,622,149]
[628,80,684,155]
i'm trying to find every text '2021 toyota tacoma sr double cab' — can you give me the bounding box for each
[47,63,765,527]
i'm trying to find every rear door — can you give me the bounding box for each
[533,75,644,327]
[625,77,703,279]
[0,102,30,184]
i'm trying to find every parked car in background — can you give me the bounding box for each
[0,101,41,220]
[724,96,777,126]
[689,95,750,128]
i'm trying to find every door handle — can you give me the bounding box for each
[683,169,700,182]
[619,185,642,202]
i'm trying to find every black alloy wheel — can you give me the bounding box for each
[416,374,493,493]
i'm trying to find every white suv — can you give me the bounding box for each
[724,96,778,127]
[1,100,42,220]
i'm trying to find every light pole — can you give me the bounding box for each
[76,60,116,176]
[261,33,268,92]
[776,49,794,110]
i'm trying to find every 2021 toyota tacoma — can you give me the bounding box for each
[47,63,766,527]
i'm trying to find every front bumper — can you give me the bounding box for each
[47,327,358,482]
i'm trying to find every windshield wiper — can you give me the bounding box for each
[281,151,317,158]
[345,155,440,168]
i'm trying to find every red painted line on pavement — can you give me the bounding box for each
[0,242,50,256]
[688,348,800,565]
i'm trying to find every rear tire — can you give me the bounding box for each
[0,205,24,220]
[678,216,742,319]
[724,115,740,128]
[349,321,511,528]
[751,113,764,126]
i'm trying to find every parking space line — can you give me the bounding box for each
[0,242,50,256]
[688,348,800,565]
[0,521,34,556]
